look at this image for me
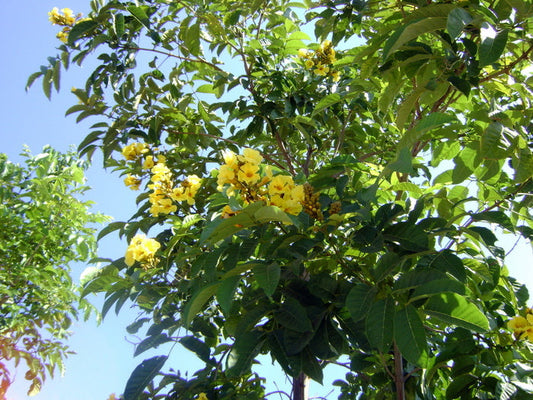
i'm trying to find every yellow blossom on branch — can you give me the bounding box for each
[125,234,161,267]
[48,7,76,26]
[124,174,142,190]
[508,312,533,341]
[122,142,149,161]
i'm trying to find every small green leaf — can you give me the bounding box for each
[134,334,172,357]
[447,8,473,39]
[365,297,394,352]
[394,305,429,367]
[383,17,447,59]
[127,5,150,29]
[67,19,98,45]
[180,336,211,364]
[254,262,280,297]
[183,283,220,326]
[114,13,125,38]
[424,293,489,332]
[301,348,324,384]
[312,93,341,116]
[254,205,294,225]
[479,24,508,67]
[216,275,240,314]
[388,147,413,174]
[383,222,428,252]
[346,284,377,321]
[275,297,313,333]
[470,210,514,232]
[445,373,477,399]
[226,330,264,377]
[480,122,512,159]
[123,356,168,400]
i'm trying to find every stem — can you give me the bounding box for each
[393,341,405,400]
[292,373,309,400]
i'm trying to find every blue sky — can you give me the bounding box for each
[1,2,532,400]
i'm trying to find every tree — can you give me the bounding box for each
[0,146,108,398]
[31,1,533,399]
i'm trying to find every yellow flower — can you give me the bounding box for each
[150,196,177,216]
[125,234,161,267]
[314,63,330,76]
[217,164,236,187]
[221,205,238,219]
[298,48,311,59]
[143,155,155,170]
[56,28,69,43]
[122,142,149,160]
[305,59,315,69]
[151,162,172,182]
[330,70,341,82]
[268,175,294,196]
[237,163,260,185]
[196,393,208,400]
[48,7,76,26]
[124,174,142,190]
[320,40,332,52]
[222,149,238,168]
[238,148,263,165]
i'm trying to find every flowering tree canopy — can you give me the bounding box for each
[0,147,108,397]
[31,0,533,399]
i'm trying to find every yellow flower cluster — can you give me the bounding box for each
[508,309,533,341]
[121,143,202,216]
[299,40,340,81]
[216,148,304,216]
[122,142,150,161]
[148,160,201,217]
[48,7,79,43]
[125,233,161,268]
[196,394,208,400]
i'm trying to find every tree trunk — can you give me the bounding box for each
[393,342,405,400]
[292,372,309,400]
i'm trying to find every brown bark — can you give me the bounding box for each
[292,372,309,400]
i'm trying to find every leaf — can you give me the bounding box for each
[513,146,533,182]
[226,331,264,378]
[445,373,476,399]
[67,19,98,45]
[479,24,508,67]
[423,293,489,332]
[387,147,413,174]
[97,221,126,241]
[394,305,429,367]
[383,17,447,59]
[179,336,211,364]
[480,122,512,159]
[127,5,150,29]
[365,297,394,352]
[216,275,241,314]
[123,356,168,400]
[383,222,428,252]
[420,250,466,282]
[346,284,377,321]
[312,93,341,116]
[396,85,426,129]
[398,112,457,149]
[183,283,220,327]
[275,297,313,333]
[114,13,125,38]
[134,334,172,357]
[372,252,401,282]
[470,210,514,232]
[447,8,473,39]
[254,205,294,225]
[184,23,201,56]
[301,348,324,384]
[410,278,466,300]
[253,262,281,297]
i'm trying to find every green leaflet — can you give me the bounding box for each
[394,305,429,367]
[423,293,489,332]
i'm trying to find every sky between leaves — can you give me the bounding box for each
[0,2,532,400]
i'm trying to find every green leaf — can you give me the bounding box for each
[447,8,473,39]
[479,25,508,67]
[372,252,401,282]
[226,330,264,378]
[180,336,211,364]
[134,334,172,357]
[97,221,126,241]
[301,348,324,384]
[127,5,150,29]
[254,205,294,225]
[470,210,514,232]
[114,13,125,38]
[67,20,98,45]
[183,283,220,327]
[410,278,466,300]
[184,23,201,56]
[423,293,489,332]
[216,275,241,315]
[346,284,377,321]
[398,113,457,149]
[312,93,341,116]
[275,297,313,333]
[387,147,413,174]
[445,373,477,399]
[383,17,447,59]
[123,356,168,400]
[365,297,394,352]
[480,122,512,159]
[383,222,428,252]
[513,146,533,182]
[394,305,429,367]
[420,250,466,281]
[253,262,281,297]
